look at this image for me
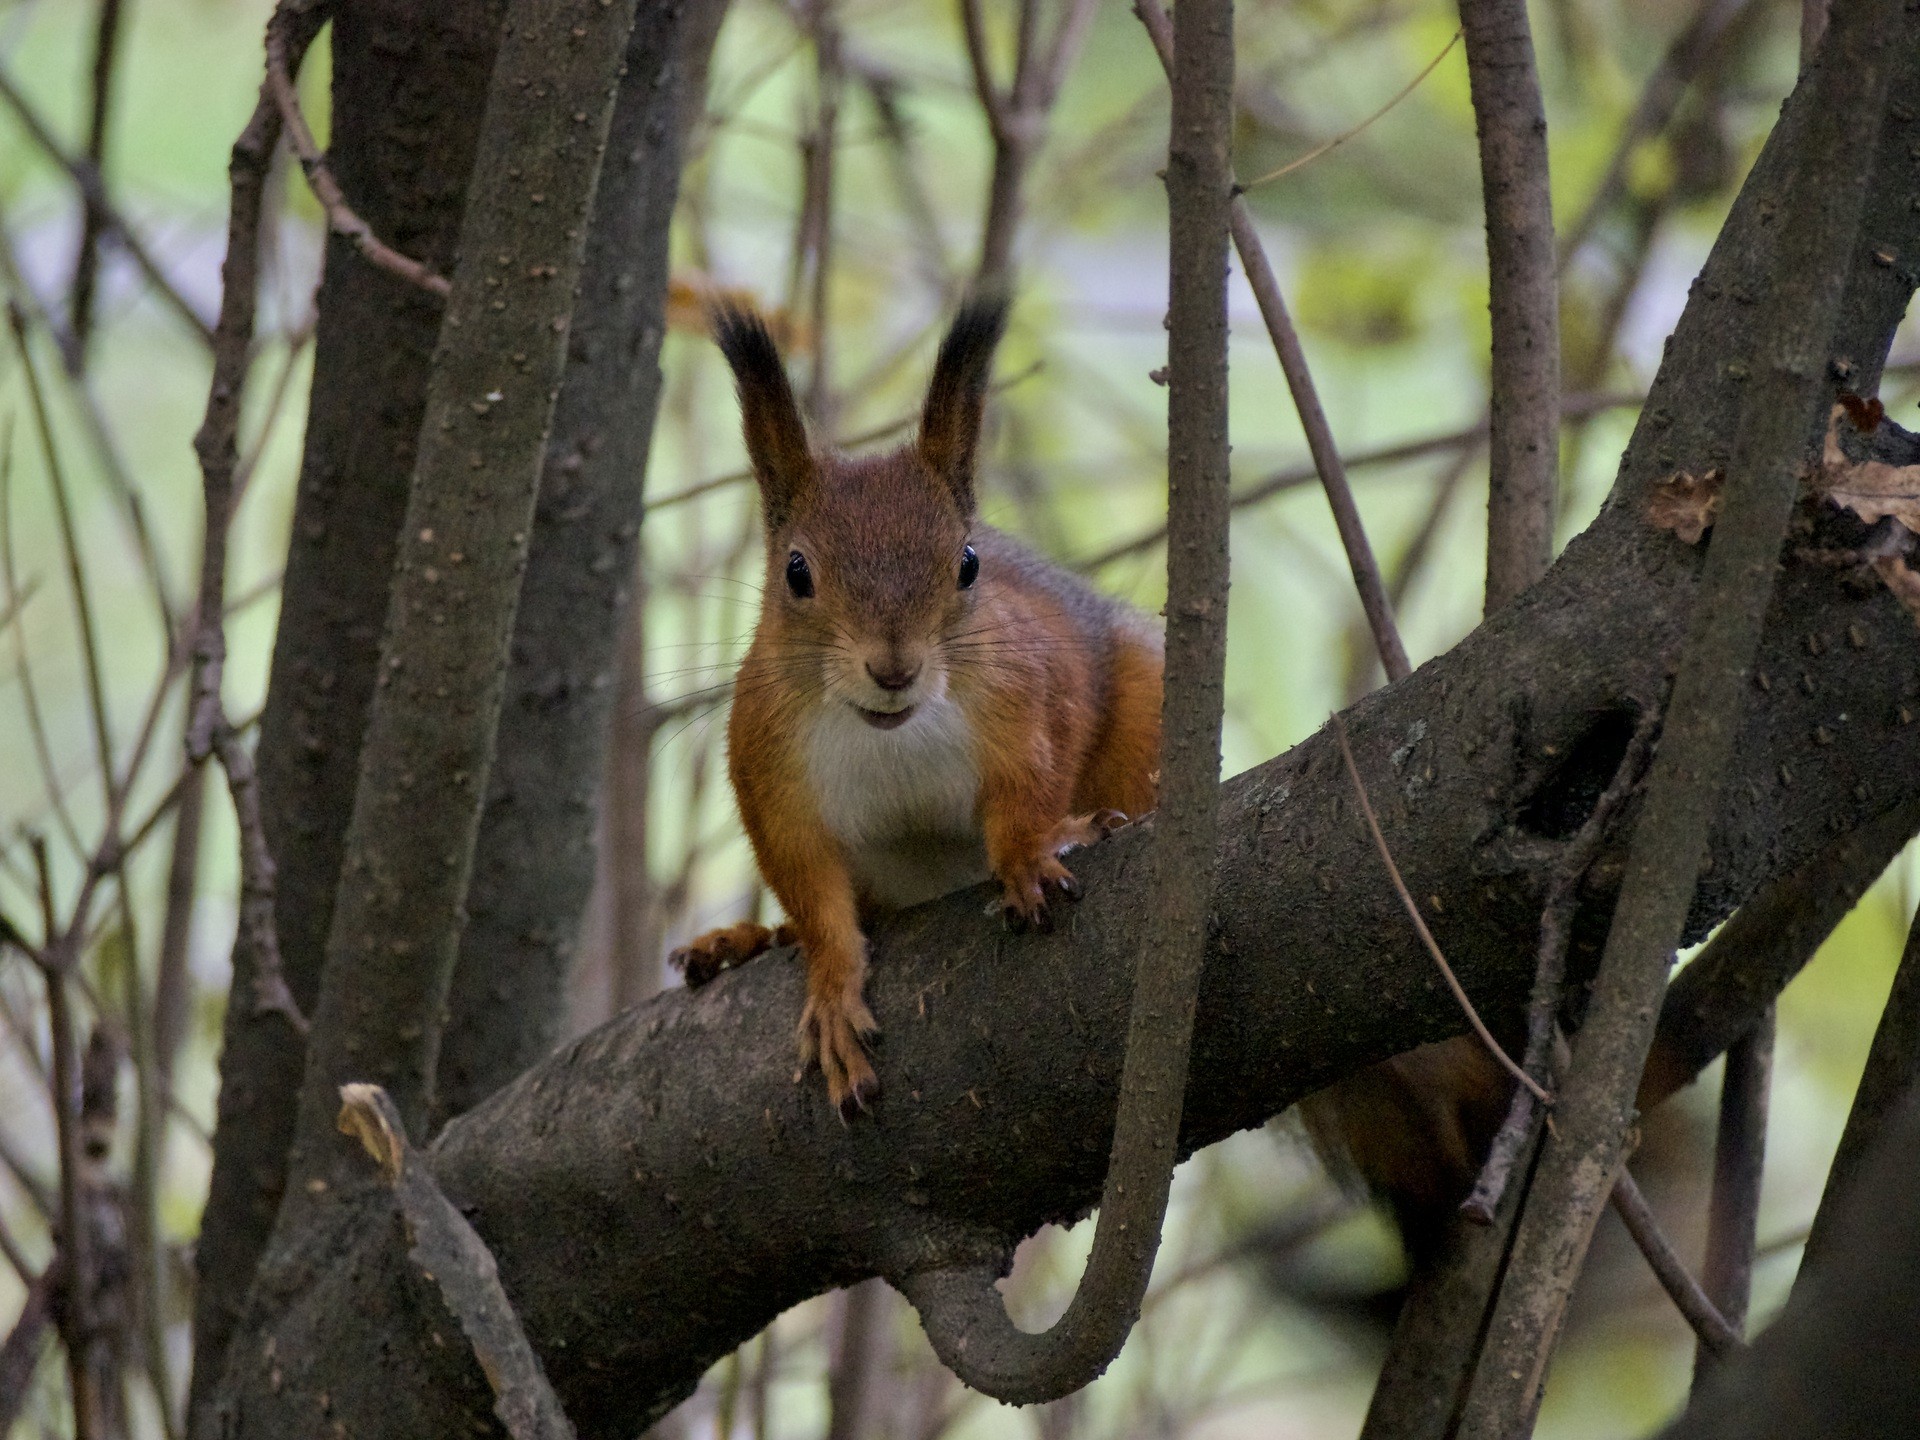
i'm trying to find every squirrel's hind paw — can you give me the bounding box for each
[670,921,795,988]
[797,993,879,1117]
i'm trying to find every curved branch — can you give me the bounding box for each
[896,0,1235,1401]
[265,12,453,299]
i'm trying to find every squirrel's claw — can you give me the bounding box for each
[797,992,879,1115]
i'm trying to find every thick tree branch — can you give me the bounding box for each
[282,0,641,1182]
[1459,6,1896,1424]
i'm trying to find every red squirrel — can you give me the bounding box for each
[669,296,1164,1112]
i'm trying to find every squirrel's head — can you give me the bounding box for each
[711,296,1008,729]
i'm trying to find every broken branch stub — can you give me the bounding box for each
[337,1085,576,1440]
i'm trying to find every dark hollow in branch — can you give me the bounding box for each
[1464,709,1658,1220]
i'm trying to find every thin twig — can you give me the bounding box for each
[0,216,181,646]
[1137,0,1411,683]
[1081,390,1643,574]
[1557,0,1766,269]
[0,433,87,859]
[66,0,128,369]
[1241,28,1462,189]
[184,58,313,1040]
[645,361,1043,511]
[41,952,98,1440]
[1463,706,1660,1221]
[1330,711,1549,1102]
[0,63,214,349]
[6,305,117,818]
[263,21,452,299]
[1610,1167,1744,1357]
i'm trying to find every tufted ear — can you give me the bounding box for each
[711,304,814,529]
[917,293,1009,516]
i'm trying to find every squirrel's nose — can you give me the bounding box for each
[866,661,920,693]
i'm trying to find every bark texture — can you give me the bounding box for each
[433,0,731,1126]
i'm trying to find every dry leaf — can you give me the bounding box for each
[1815,402,1920,531]
[1647,468,1724,545]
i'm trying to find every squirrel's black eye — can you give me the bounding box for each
[957,544,979,590]
[786,551,814,599]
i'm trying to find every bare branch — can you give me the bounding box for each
[66,0,128,368]
[1458,0,1560,613]
[1611,1167,1744,1359]
[0,63,215,350]
[1693,1007,1771,1387]
[264,22,452,299]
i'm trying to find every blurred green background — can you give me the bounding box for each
[0,0,1915,1434]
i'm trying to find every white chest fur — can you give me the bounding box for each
[804,695,988,909]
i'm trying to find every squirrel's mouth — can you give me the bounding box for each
[854,704,916,731]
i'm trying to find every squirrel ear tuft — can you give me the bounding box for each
[917,292,1010,515]
[710,304,814,529]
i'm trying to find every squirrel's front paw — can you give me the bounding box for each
[796,991,879,1118]
[670,921,794,989]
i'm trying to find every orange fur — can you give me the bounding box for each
[671,298,1163,1112]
